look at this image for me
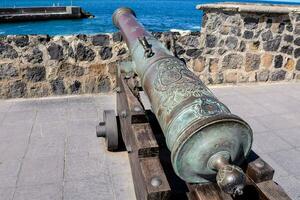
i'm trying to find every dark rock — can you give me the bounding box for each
[218,48,226,55]
[280,45,293,55]
[218,39,224,47]
[190,31,201,36]
[206,15,222,31]
[278,23,285,33]
[270,70,286,81]
[9,80,26,98]
[113,32,123,42]
[26,48,43,64]
[178,36,199,47]
[205,49,215,55]
[254,29,263,39]
[286,22,293,32]
[296,60,300,71]
[153,32,162,39]
[243,31,253,39]
[244,17,259,29]
[294,48,300,58]
[92,34,109,46]
[252,41,260,50]
[266,19,272,28]
[0,63,18,80]
[70,80,81,94]
[76,43,95,61]
[231,27,241,36]
[61,40,69,47]
[206,35,217,48]
[117,48,127,56]
[245,53,261,72]
[99,47,113,60]
[98,76,111,92]
[284,34,294,43]
[238,41,246,52]
[37,35,50,44]
[68,47,75,58]
[274,55,283,68]
[261,30,273,41]
[294,24,300,35]
[58,63,84,77]
[26,66,46,82]
[50,78,65,95]
[202,14,208,28]
[257,70,269,82]
[0,43,18,59]
[222,53,243,69]
[297,15,300,22]
[263,36,281,51]
[76,34,87,41]
[175,44,185,55]
[186,49,202,58]
[47,43,64,61]
[14,36,29,47]
[294,37,300,46]
[225,36,238,49]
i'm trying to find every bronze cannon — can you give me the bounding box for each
[101,7,253,196]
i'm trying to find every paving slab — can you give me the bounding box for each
[0,83,299,200]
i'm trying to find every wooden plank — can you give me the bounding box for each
[188,184,232,200]
[132,123,159,157]
[257,180,292,200]
[119,74,147,124]
[245,151,274,183]
[117,73,147,150]
[140,157,171,200]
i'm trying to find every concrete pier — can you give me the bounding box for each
[0,6,93,23]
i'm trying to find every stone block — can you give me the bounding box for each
[222,53,243,69]
[76,43,95,61]
[193,56,206,72]
[0,63,18,80]
[47,43,63,61]
[245,53,261,72]
[261,53,273,68]
[26,66,46,82]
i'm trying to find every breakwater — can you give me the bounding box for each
[0,6,92,23]
[0,3,300,98]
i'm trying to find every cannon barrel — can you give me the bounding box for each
[113,8,253,196]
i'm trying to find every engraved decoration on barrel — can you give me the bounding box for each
[113,7,253,196]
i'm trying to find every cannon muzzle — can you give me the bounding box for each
[112,7,253,196]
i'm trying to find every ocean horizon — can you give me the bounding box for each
[0,0,300,35]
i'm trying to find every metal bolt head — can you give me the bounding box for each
[115,87,121,93]
[150,176,162,187]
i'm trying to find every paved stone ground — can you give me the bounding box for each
[0,82,300,200]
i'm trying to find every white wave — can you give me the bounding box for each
[170,29,191,36]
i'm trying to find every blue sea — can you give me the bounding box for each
[0,0,299,35]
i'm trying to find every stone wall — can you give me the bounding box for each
[0,32,201,98]
[196,3,300,84]
[1,3,300,98]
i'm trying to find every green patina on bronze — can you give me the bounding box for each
[113,7,253,194]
